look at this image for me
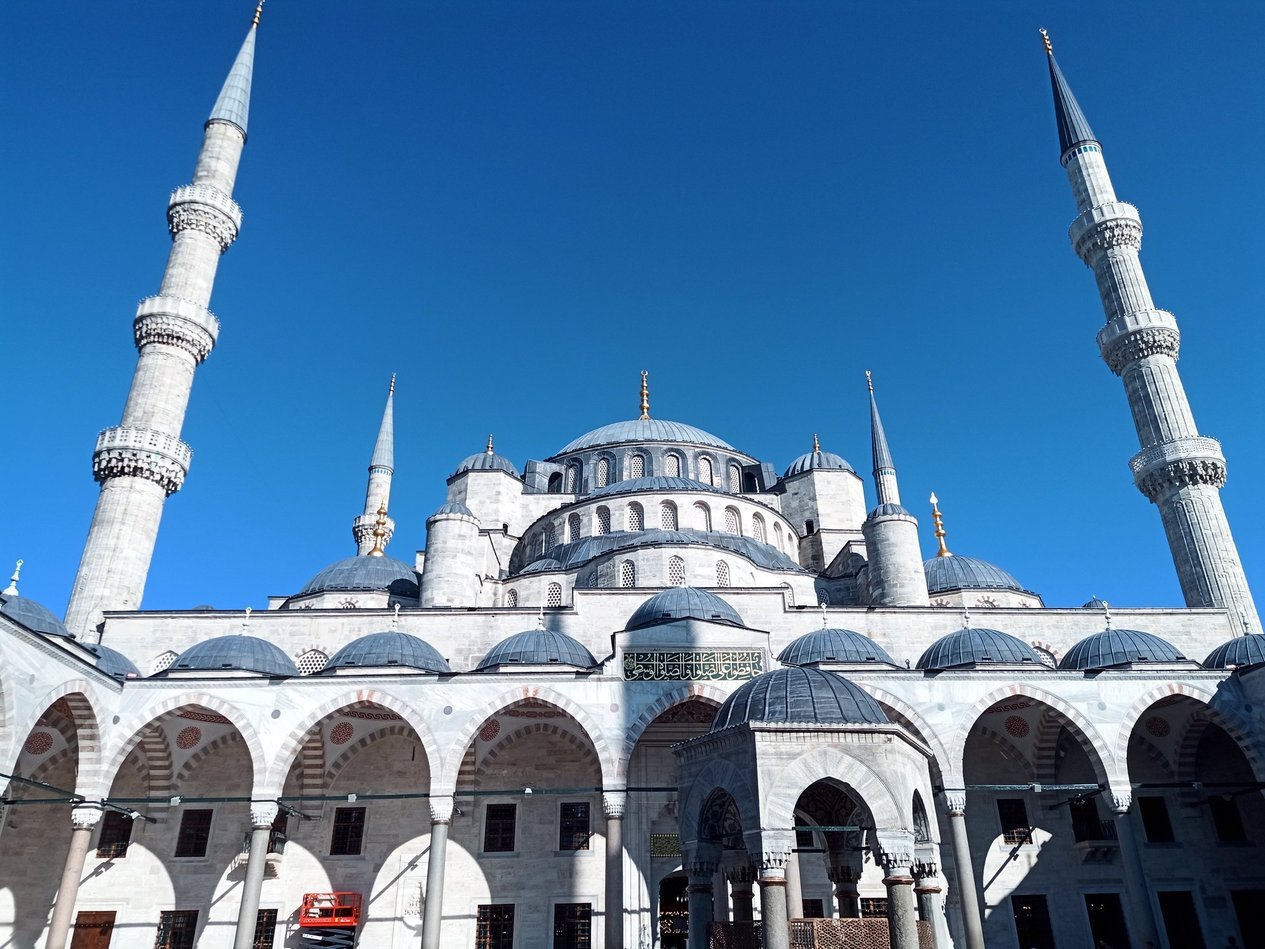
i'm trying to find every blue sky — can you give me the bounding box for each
[1,2,1262,616]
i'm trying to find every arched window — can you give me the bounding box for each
[565,464,579,493]
[548,472,563,493]
[694,502,712,532]
[630,453,645,479]
[818,590,831,606]
[627,502,644,531]
[544,524,557,552]
[773,522,783,547]
[669,555,686,586]
[752,514,766,543]
[506,589,519,607]
[596,507,611,535]
[152,650,179,675]
[724,507,741,535]
[728,464,742,493]
[566,513,581,544]
[547,583,563,608]
[619,560,636,588]
[296,649,329,675]
[660,502,678,531]
[596,457,610,488]
[716,560,731,587]
[664,453,681,478]
[699,457,714,486]
[781,582,794,607]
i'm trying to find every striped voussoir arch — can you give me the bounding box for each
[325,723,425,787]
[175,731,245,786]
[475,722,601,783]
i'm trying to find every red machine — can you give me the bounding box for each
[298,892,363,927]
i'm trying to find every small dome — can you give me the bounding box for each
[1083,596,1110,610]
[0,595,72,639]
[554,419,733,455]
[778,628,894,666]
[86,643,139,680]
[784,449,855,479]
[711,667,888,731]
[453,451,519,478]
[322,631,450,674]
[1060,628,1186,671]
[519,558,564,575]
[917,627,1042,670]
[626,587,745,631]
[868,502,913,519]
[475,628,597,670]
[162,635,298,677]
[1205,635,1265,670]
[589,476,723,499]
[431,501,476,518]
[924,555,1026,594]
[300,555,420,598]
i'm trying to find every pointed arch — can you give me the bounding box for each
[476,723,601,784]
[15,682,103,798]
[175,731,246,785]
[860,686,952,785]
[763,746,907,833]
[325,723,426,786]
[617,684,728,779]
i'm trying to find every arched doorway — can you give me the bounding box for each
[658,874,688,948]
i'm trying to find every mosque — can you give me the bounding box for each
[1,10,1263,949]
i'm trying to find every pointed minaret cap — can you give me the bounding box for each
[370,375,395,471]
[1040,29,1098,157]
[930,492,953,558]
[867,371,895,475]
[207,4,262,139]
[2,559,22,597]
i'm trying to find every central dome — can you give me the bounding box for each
[554,419,733,456]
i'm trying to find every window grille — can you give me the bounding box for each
[296,650,328,675]
[330,806,366,855]
[660,502,678,530]
[553,903,593,949]
[668,556,686,586]
[627,503,644,531]
[997,799,1032,846]
[565,465,578,493]
[252,909,278,949]
[506,589,518,608]
[619,561,636,588]
[596,507,611,535]
[96,810,133,859]
[728,465,741,493]
[724,508,740,535]
[484,804,517,852]
[547,583,563,608]
[774,522,782,546]
[752,515,766,543]
[559,802,591,850]
[567,513,581,544]
[818,591,831,606]
[694,502,711,532]
[699,457,713,485]
[477,905,515,949]
[174,809,213,858]
[665,454,681,477]
[630,454,645,479]
[716,561,730,587]
[155,910,199,949]
[544,524,557,553]
[595,458,610,488]
[152,651,179,675]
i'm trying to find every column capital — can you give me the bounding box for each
[602,791,627,819]
[1107,789,1132,815]
[71,803,103,829]
[725,861,757,885]
[827,864,859,885]
[912,860,938,881]
[684,859,718,880]
[249,801,279,829]
[875,829,915,875]
[941,789,967,815]
[428,793,455,824]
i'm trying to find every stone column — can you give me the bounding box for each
[784,846,804,920]
[727,862,756,923]
[913,863,945,949]
[603,792,626,949]
[421,794,454,949]
[685,857,718,949]
[943,792,985,949]
[878,837,919,949]
[1110,792,1160,949]
[757,854,791,949]
[712,866,730,923]
[233,802,279,949]
[46,803,102,949]
[828,864,860,917]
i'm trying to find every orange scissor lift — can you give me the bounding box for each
[298,893,362,947]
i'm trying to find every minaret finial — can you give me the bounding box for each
[639,371,650,420]
[389,373,396,395]
[866,369,874,394]
[1039,28,1052,55]
[252,0,264,27]
[368,504,389,557]
[486,434,495,455]
[930,492,952,558]
[2,559,23,598]
[812,433,820,453]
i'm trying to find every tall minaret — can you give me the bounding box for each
[64,10,262,636]
[1043,32,1259,633]
[861,372,929,606]
[353,376,397,555]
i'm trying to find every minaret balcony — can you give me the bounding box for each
[1068,200,1141,263]
[93,426,192,495]
[133,295,221,362]
[1097,308,1180,373]
[1130,437,1227,500]
[167,184,242,250]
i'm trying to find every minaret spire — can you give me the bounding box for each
[867,371,899,506]
[354,376,397,555]
[1043,36,1259,634]
[65,15,260,636]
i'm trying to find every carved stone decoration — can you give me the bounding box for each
[249,800,280,829]
[1136,457,1228,501]
[70,804,103,829]
[92,426,192,495]
[623,649,764,681]
[1107,790,1132,815]
[1068,201,1144,265]
[428,794,455,824]
[725,861,758,885]
[167,183,242,252]
[684,859,719,880]
[941,790,967,816]
[1103,327,1181,375]
[132,295,220,363]
[602,791,628,820]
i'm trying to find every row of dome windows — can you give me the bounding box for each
[507,557,737,604]
[539,502,793,554]
[555,454,747,493]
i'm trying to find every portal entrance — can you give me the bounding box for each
[659,875,688,949]
[70,912,116,949]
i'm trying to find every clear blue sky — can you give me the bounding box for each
[1,2,1262,616]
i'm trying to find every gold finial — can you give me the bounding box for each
[486,434,495,455]
[866,370,874,394]
[812,433,821,453]
[1040,28,1053,55]
[252,0,264,28]
[639,371,650,421]
[389,373,396,395]
[369,503,388,557]
[930,492,952,558]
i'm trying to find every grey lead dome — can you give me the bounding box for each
[1060,628,1186,671]
[475,628,597,670]
[626,586,745,631]
[322,631,450,674]
[300,555,421,598]
[161,635,298,677]
[711,667,889,730]
[554,419,734,455]
[923,555,1027,595]
[778,628,894,666]
[0,594,72,639]
[917,627,1042,670]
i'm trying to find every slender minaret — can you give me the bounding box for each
[1042,31,1259,633]
[353,376,397,554]
[861,372,929,606]
[64,9,263,636]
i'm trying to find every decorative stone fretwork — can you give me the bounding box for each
[428,794,455,824]
[912,861,938,881]
[93,426,192,495]
[756,851,790,874]
[249,801,280,829]
[353,512,396,550]
[623,649,764,681]
[685,859,719,880]
[1068,201,1143,265]
[602,791,628,820]
[878,848,913,875]
[70,804,103,829]
[1107,790,1133,816]
[726,861,758,885]
[167,183,243,252]
[133,295,220,363]
[1100,323,1181,375]
[1129,437,1227,501]
[942,790,967,816]
[827,865,859,885]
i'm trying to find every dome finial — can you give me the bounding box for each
[392,602,401,630]
[812,432,821,453]
[961,606,972,629]
[930,493,952,557]
[3,559,23,597]
[486,433,495,455]
[820,601,829,628]
[1102,599,1112,630]
[252,0,264,28]
[368,504,389,557]
[241,606,252,636]
[639,371,650,420]
[1039,27,1052,55]
[538,604,546,629]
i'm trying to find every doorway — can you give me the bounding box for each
[70,912,116,949]
[1083,893,1130,949]
[1157,891,1204,949]
[1011,894,1056,949]
[659,875,688,949]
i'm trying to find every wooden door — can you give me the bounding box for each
[70,911,115,949]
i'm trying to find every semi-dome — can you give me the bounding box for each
[475,628,597,670]
[589,476,723,499]
[1205,635,1265,670]
[431,501,476,518]
[161,635,298,677]
[784,449,855,479]
[0,594,72,639]
[86,643,140,680]
[322,631,450,674]
[519,558,564,575]
[924,555,1026,594]
[453,450,519,478]
[778,628,894,666]
[299,555,420,598]
[512,529,805,577]
[917,626,1042,670]
[711,667,888,731]
[626,587,745,631]
[554,419,733,455]
[1060,628,1186,671]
